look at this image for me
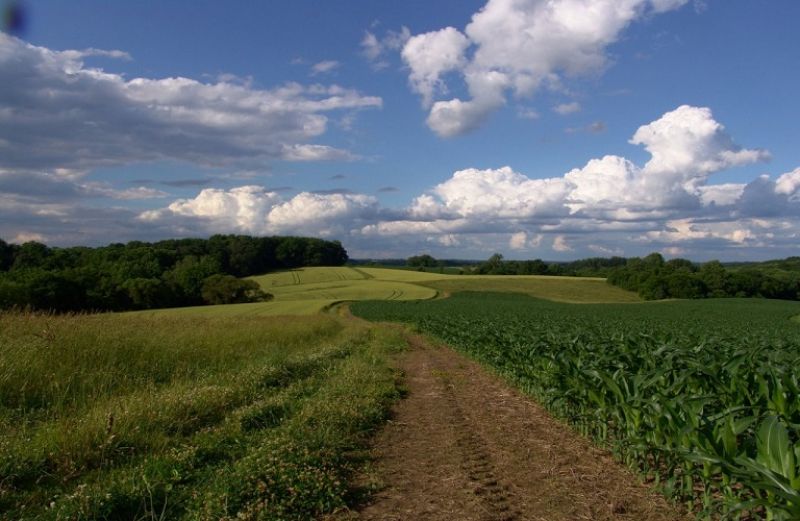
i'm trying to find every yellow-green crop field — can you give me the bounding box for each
[420,275,640,302]
[142,266,638,317]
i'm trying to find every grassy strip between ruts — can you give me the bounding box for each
[0,311,404,520]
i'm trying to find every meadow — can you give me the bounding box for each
[0,312,404,520]
[417,274,641,302]
[11,266,794,519]
[352,293,800,519]
[0,268,645,520]
[136,266,637,317]
[133,266,436,317]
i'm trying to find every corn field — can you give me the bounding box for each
[352,293,800,520]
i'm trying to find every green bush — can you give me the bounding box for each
[201,274,272,304]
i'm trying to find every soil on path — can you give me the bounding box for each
[342,334,685,521]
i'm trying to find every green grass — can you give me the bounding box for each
[249,266,442,301]
[257,279,437,302]
[138,267,439,317]
[0,311,404,520]
[251,266,370,287]
[352,293,800,519]
[356,268,639,303]
[136,298,336,317]
[354,267,461,282]
[360,264,466,275]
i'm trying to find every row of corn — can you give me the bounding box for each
[352,294,800,519]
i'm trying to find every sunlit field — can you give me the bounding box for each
[0,311,404,520]
[356,267,641,303]
[353,293,800,519]
[134,267,437,317]
[420,275,641,302]
[136,266,636,317]
[250,267,437,302]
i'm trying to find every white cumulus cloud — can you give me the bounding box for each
[411,166,570,220]
[359,104,786,256]
[564,105,769,217]
[630,105,770,180]
[509,231,544,250]
[141,187,378,238]
[509,231,529,249]
[776,167,800,200]
[404,106,769,225]
[401,27,471,107]
[401,0,690,136]
[552,235,573,252]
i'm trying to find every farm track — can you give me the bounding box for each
[350,267,375,280]
[340,333,685,521]
[386,289,403,300]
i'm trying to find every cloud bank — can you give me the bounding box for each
[0,34,381,177]
[141,187,379,238]
[141,105,800,259]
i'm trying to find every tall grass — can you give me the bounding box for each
[0,311,403,520]
[0,312,340,413]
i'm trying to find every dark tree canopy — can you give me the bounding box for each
[201,274,271,305]
[473,254,626,277]
[0,235,346,312]
[607,254,800,301]
[406,254,438,268]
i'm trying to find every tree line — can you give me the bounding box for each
[405,253,628,275]
[408,252,800,301]
[469,253,628,276]
[0,235,348,312]
[606,253,800,300]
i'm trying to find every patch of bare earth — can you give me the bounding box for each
[337,334,685,521]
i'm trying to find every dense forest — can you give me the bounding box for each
[0,235,348,312]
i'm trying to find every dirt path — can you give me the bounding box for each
[342,334,685,521]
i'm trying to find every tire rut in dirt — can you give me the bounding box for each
[437,367,521,521]
[341,334,685,521]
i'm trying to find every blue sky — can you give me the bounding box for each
[1,0,799,260]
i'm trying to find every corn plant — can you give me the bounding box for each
[353,292,800,519]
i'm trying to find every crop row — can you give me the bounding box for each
[352,293,800,520]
